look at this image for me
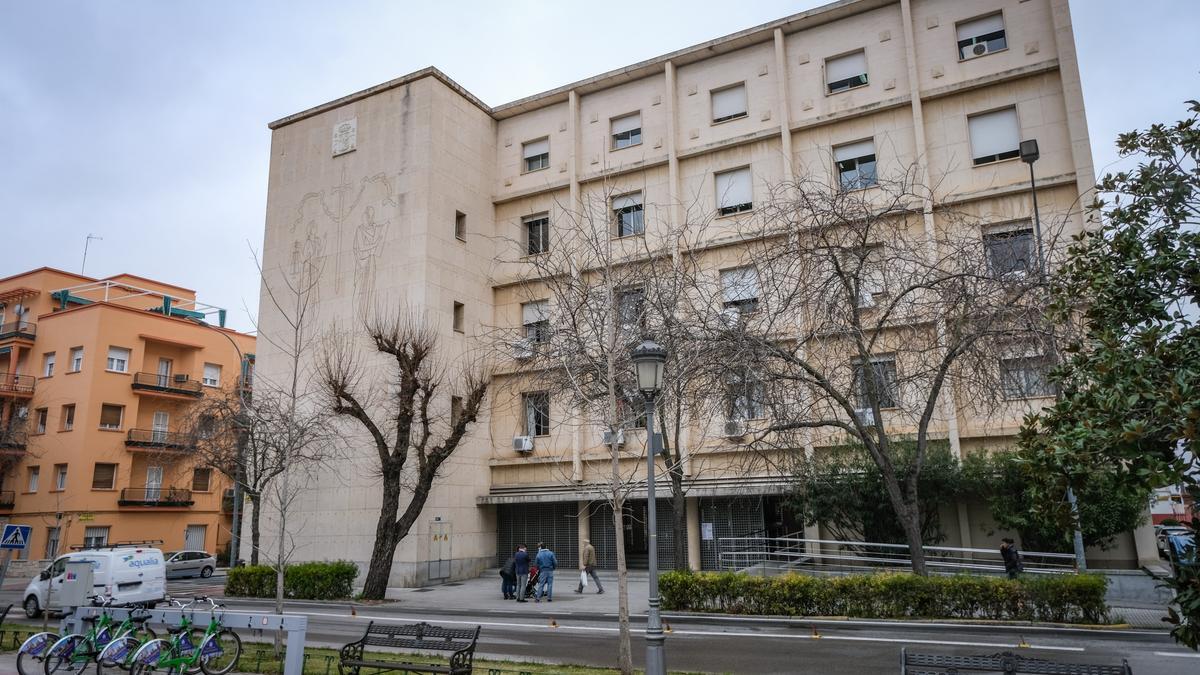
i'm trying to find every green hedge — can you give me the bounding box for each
[659,571,1109,624]
[225,561,359,600]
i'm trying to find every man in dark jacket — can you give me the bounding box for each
[500,548,518,599]
[514,545,530,602]
[1000,538,1023,579]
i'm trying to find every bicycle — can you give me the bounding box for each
[128,596,241,675]
[99,597,203,675]
[95,603,165,673]
[43,597,157,674]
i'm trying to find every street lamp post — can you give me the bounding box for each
[631,339,667,675]
[1021,139,1087,572]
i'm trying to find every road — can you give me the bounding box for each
[2,574,1196,673]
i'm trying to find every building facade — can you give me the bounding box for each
[0,267,254,564]
[255,0,1157,589]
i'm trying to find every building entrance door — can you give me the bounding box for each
[146,466,163,502]
[623,503,649,568]
[152,411,169,443]
[185,524,206,551]
[157,358,172,387]
[428,520,451,581]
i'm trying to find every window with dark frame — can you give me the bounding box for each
[455,211,467,241]
[826,50,868,94]
[524,214,550,255]
[192,467,212,492]
[715,167,753,216]
[61,404,75,431]
[523,391,550,437]
[968,107,1020,165]
[834,140,878,191]
[853,357,898,409]
[711,83,748,123]
[613,192,644,237]
[957,13,1007,60]
[721,267,760,314]
[99,403,123,430]
[1000,355,1053,399]
[727,368,766,421]
[91,463,117,490]
[35,408,47,434]
[611,112,642,150]
[522,300,550,344]
[616,287,646,335]
[54,463,67,491]
[453,302,465,333]
[522,138,550,172]
[983,225,1035,276]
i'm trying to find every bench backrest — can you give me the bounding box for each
[361,621,480,651]
[902,649,1131,675]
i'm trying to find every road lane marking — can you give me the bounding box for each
[661,613,1162,637]
[1154,651,1200,658]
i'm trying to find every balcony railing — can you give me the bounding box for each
[118,487,194,507]
[0,321,35,341]
[0,373,35,396]
[0,491,14,508]
[0,427,27,451]
[130,372,203,397]
[125,428,196,451]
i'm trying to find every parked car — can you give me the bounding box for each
[24,546,166,618]
[1156,525,1192,559]
[164,550,217,579]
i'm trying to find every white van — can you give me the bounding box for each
[23,547,166,617]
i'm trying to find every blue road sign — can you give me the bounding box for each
[0,524,32,550]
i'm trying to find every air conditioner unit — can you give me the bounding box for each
[854,408,876,427]
[511,338,534,360]
[512,436,534,453]
[723,419,745,439]
[173,374,190,383]
[963,42,992,60]
[602,429,625,447]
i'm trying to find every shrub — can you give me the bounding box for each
[224,561,359,600]
[659,570,1109,624]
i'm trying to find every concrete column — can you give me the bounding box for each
[571,404,583,482]
[1049,0,1098,203]
[772,28,794,185]
[577,500,591,550]
[1132,516,1160,567]
[956,502,973,549]
[686,496,701,570]
[568,89,580,211]
[664,60,682,241]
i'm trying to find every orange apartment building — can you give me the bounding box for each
[0,267,254,563]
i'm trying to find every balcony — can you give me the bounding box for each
[0,373,35,398]
[118,487,194,508]
[0,491,14,509]
[0,426,27,452]
[130,372,202,398]
[0,321,35,342]
[125,428,196,452]
[221,488,241,514]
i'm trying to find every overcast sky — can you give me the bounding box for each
[1,1,1196,332]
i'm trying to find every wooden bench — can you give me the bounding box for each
[901,648,1131,674]
[338,621,481,674]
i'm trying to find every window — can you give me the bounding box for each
[524,213,550,255]
[61,404,75,431]
[968,107,1020,165]
[721,267,760,314]
[196,414,217,440]
[617,287,646,335]
[613,192,644,237]
[106,346,130,373]
[451,396,464,428]
[835,140,878,191]
[1001,355,1053,399]
[453,302,465,333]
[854,245,886,308]
[522,300,550,344]
[826,50,868,93]
[70,347,83,372]
[54,464,67,491]
[957,13,1007,60]
[611,112,642,150]
[715,167,753,216]
[45,527,60,559]
[43,352,55,377]
[711,83,747,123]
[83,526,110,549]
[984,224,1035,276]
[192,468,212,492]
[523,391,550,437]
[617,397,647,429]
[522,138,550,172]
[27,466,39,492]
[727,368,766,421]
[853,357,899,409]
[202,363,221,387]
[454,211,467,241]
[91,463,117,490]
[99,404,124,430]
[35,408,47,434]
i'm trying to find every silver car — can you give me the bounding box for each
[164,550,217,578]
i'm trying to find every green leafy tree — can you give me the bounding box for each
[1018,100,1200,648]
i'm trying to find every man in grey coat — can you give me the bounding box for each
[575,538,604,594]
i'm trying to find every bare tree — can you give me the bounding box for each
[318,309,489,600]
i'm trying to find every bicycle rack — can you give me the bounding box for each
[66,605,309,675]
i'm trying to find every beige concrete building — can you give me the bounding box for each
[255,0,1156,588]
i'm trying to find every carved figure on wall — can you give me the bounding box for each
[353,205,389,317]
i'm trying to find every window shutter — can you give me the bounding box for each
[92,464,116,490]
[192,468,211,492]
[711,84,747,120]
[721,267,760,302]
[203,363,220,384]
[826,51,867,84]
[957,13,1004,41]
[834,140,875,162]
[99,404,122,428]
[611,113,640,134]
[523,139,549,159]
[969,108,1020,159]
[522,300,548,325]
[612,192,643,210]
[715,168,753,209]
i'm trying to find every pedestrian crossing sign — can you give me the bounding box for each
[0,524,32,550]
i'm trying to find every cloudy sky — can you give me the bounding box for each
[1,0,1196,332]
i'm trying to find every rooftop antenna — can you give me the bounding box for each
[81,233,103,274]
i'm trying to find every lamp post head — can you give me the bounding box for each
[631,339,667,397]
[1019,139,1040,165]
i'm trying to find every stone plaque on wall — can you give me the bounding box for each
[332,117,357,156]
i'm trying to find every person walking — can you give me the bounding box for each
[500,548,518,600]
[514,545,530,602]
[1000,538,1023,579]
[534,542,558,602]
[575,538,604,594]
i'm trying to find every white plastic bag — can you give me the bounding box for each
[580,570,589,588]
